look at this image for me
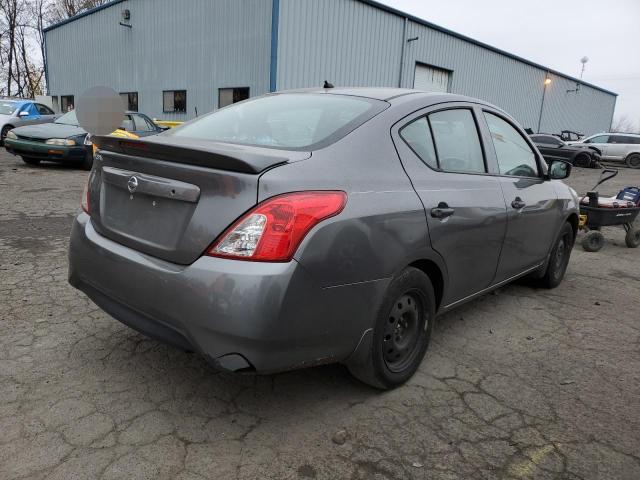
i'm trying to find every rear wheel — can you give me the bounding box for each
[21,156,41,166]
[582,230,605,252]
[625,227,640,248]
[539,223,574,288]
[626,153,640,169]
[347,267,434,389]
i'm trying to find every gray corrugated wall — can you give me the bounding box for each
[277,0,616,135]
[45,0,273,120]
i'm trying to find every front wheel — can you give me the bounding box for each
[539,223,574,288]
[347,267,435,389]
[21,156,41,166]
[625,227,640,248]
[574,153,591,168]
[582,230,604,252]
[1,125,13,145]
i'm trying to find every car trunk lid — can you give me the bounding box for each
[89,136,309,264]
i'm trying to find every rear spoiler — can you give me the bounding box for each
[93,135,308,174]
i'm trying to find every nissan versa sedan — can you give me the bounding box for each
[68,88,578,389]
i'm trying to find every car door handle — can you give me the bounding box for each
[511,197,526,209]
[431,202,455,219]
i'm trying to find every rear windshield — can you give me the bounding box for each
[55,110,79,126]
[169,93,387,150]
[0,101,18,115]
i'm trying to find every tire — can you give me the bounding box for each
[539,223,574,288]
[1,125,13,145]
[347,267,435,390]
[626,153,640,169]
[581,230,605,252]
[574,153,591,168]
[21,156,40,166]
[625,227,640,248]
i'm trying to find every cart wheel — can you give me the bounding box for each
[625,227,640,248]
[582,230,605,252]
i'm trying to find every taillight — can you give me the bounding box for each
[208,191,347,262]
[81,175,90,214]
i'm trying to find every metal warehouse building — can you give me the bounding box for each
[44,0,617,134]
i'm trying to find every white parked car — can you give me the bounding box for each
[568,133,640,168]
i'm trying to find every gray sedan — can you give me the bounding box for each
[0,99,58,144]
[68,88,578,389]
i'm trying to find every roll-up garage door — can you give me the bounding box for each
[414,64,451,92]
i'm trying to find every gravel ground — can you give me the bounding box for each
[1,150,639,480]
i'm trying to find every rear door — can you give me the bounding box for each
[607,135,632,161]
[392,103,507,305]
[479,110,560,281]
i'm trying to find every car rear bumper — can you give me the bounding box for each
[5,138,86,162]
[68,213,387,373]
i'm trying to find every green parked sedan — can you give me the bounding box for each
[4,110,163,170]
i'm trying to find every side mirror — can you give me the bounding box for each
[548,160,571,180]
[19,111,29,117]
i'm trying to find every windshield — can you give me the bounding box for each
[55,110,79,126]
[169,93,387,150]
[0,101,19,115]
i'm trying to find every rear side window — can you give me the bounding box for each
[400,117,437,169]
[484,112,539,177]
[429,109,485,173]
[171,93,386,150]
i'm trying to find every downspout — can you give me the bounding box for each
[398,17,407,87]
[44,33,50,96]
[269,0,280,92]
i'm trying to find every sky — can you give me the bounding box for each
[381,0,640,130]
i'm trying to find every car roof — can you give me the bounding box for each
[276,87,423,100]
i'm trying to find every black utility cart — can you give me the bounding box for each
[579,169,640,252]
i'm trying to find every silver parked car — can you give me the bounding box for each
[0,98,59,144]
[68,88,578,389]
[569,132,640,168]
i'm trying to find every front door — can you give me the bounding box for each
[392,105,507,305]
[480,110,561,281]
[583,134,610,159]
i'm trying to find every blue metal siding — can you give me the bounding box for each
[45,0,272,120]
[277,0,616,134]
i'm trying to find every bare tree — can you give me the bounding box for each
[611,115,639,134]
[46,0,108,23]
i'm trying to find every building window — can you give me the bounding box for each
[120,92,138,112]
[218,87,250,108]
[163,90,186,113]
[60,95,74,112]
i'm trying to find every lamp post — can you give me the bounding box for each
[537,76,551,133]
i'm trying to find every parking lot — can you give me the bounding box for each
[1,149,639,480]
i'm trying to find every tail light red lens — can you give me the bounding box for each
[208,191,347,262]
[81,175,90,214]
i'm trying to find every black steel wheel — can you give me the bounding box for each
[347,267,435,390]
[382,291,424,373]
[626,154,640,169]
[582,230,605,252]
[625,227,640,248]
[539,223,574,288]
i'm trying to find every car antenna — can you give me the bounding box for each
[323,80,334,89]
